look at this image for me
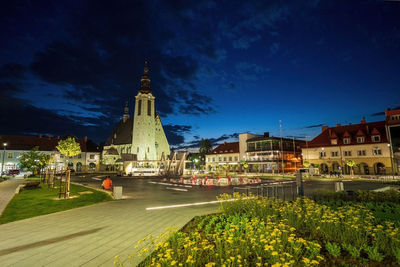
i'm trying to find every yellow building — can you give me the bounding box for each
[302,119,393,175]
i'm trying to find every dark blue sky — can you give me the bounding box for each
[1,0,399,147]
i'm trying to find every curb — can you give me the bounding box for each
[71,182,115,200]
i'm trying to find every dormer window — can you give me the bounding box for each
[357,136,364,143]
[372,135,380,142]
[331,139,337,145]
[343,138,350,144]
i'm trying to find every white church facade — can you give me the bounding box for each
[102,62,170,174]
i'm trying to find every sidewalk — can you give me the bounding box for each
[0,179,24,215]
[0,196,219,266]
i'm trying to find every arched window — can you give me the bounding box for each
[147,100,151,116]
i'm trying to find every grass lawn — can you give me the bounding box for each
[25,176,41,181]
[0,183,112,224]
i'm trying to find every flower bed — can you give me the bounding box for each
[122,192,400,266]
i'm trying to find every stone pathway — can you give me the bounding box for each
[0,196,219,266]
[0,179,24,216]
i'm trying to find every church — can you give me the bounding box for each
[102,62,170,174]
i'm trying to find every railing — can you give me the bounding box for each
[233,180,297,200]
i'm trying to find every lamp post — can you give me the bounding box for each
[321,147,325,175]
[1,143,7,178]
[388,143,395,179]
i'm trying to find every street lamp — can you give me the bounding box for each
[1,143,7,178]
[388,143,395,178]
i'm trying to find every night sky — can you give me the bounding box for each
[1,0,400,148]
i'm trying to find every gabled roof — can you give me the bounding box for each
[0,135,100,152]
[104,118,133,146]
[208,142,239,155]
[307,121,388,148]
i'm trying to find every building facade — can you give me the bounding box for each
[205,142,240,172]
[386,108,400,174]
[240,132,304,173]
[102,63,170,173]
[0,135,100,173]
[302,119,392,175]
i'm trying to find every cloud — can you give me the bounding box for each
[269,42,280,55]
[163,124,192,146]
[232,35,261,49]
[175,132,239,150]
[235,62,269,81]
[304,124,324,129]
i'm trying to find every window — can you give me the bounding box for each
[148,147,149,152]
[229,156,232,161]
[331,151,338,157]
[357,136,364,143]
[60,154,64,159]
[147,100,151,116]
[331,139,337,145]
[78,154,82,159]
[343,138,350,144]
[218,157,222,162]
[235,156,238,161]
[137,100,142,115]
[90,154,95,159]
[137,147,139,153]
[7,152,12,158]
[372,135,380,142]
[121,148,125,154]
[344,151,352,157]
[212,157,215,162]
[373,148,382,155]
[320,151,326,158]
[357,150,366,156]
[223,157,226,161]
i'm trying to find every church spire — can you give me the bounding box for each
[123,101,130,122]
[139,61,151,93]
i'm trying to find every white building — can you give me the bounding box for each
[0,135,101,173]
[102,62,170,174]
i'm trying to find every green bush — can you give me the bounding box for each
[325,242,341,258]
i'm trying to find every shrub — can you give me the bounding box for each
[325,242,341,258]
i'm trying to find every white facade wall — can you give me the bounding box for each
[155,116,170,159]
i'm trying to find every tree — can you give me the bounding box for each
[303,161,311,168]
[240,160,248,173]
[19,147,42,175]
[199,139,212,164]
[56,137,81,197]
[346,160,356,177]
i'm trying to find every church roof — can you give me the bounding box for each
[104,118,133,146]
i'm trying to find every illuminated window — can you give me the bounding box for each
[331,139,337,145]
[372,135,380,142]
[357,150,366,156]
[373,148,382,155]
[138,100,142,116]
[8,152,12,158]
[357,137,364,143]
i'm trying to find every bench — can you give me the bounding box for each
[24,181,40,189]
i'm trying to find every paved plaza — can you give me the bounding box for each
[0,177,232,267]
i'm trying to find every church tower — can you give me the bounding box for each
[132,62,157,161]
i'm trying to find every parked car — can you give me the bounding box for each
[8,170,20,175]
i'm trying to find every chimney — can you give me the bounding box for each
[336,123,341,128]
[264,132,270,137]
[84,136,88,142]
[360,117,366,124]
[322,126,328,132]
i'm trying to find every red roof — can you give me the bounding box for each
[209,142,239,154]
[0,135,99,152]
[307,121,388,148]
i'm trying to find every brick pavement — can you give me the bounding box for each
[0,196,219,266]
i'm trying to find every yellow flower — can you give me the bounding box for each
[271,251,278,256]
[171,260,177,265]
